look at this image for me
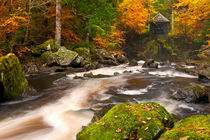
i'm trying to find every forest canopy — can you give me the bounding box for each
[0,0,209,55]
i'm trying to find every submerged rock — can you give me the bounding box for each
[171,85,209,103]
[77,102,174,140]
[159,115,210,140]
[0,53,28,101]
[142,59,158,68]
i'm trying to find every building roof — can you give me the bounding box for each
[151,13,170,22]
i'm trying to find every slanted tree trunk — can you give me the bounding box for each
[55,0,61,48]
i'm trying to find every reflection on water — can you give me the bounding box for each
[0,62,209,140]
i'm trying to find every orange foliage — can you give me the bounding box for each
[174,0,210,38]
[118,0,156,34]
[48,6,81,43]
[0,0,29,38]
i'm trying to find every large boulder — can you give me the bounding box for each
[27,39,57,56]
[77,102,174,140]
[115,54,128,64]
[0,53,28,101]
[40,47,78,67]
[40,51,57,66]
[142,59,158,68]
[55,47,78,66]
[93,49,119,66]
[159,115,210,140]
[171,85,209,103]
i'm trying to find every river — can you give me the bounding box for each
[0,61,209,140]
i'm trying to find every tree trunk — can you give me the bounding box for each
[55,0,61,48]
[171,7,174,33]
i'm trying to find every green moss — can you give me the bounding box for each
[77,102,174,140]
[184,85,207,97]
[37,39,57,52]
[74,48,90,58]
[0,53,28,100]
[159,115,210,140]
[40,51,57,66]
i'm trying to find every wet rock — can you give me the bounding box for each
[72,56,85,67]
[128,59,138,66]
[123,70,133,74]
[171,85,208,103]
[142,59,158,68]
[22,63,40,74]
[0,53,28,101]
[198,70,210,83]
[175,65,198,76]
[114,72,120,76]
[77,102,174,140]
[159,115,210,140]
[115,54,128,64]
[83,72,111,79]
[93,49,119,66]
[91,104,115,123]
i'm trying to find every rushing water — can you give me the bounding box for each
[0,61,209,140]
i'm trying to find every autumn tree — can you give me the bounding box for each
[0,0,29,51]
[174,0,210,41]
[118,0,156,34]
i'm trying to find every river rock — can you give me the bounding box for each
[72,56,85,67]
[91,104,115,123]
[171,85,208,103]
[93,49,119,66]
[128,59,138,66]
[142,59,158,68]
[115,54,128,64]
[198,70,210,83]
[159,115,210,140]
[77,102,174,140]
[0,53,28,101]
[55,47,78,66]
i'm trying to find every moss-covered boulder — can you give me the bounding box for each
[55,47,78,66]
[77,102,174,140]
[28,39,57,56]
[40,51,57,66]
[0,53,28,101]
[159,115,210,140]
[74,48,90,59]
[172,85,209,103]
